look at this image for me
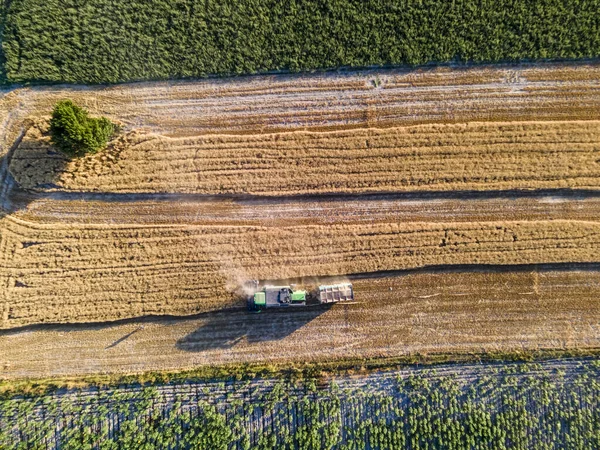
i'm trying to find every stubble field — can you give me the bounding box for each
[1,62,600,376]
[1,270,599,378]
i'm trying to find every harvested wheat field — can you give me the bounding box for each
[1,62,600,195]
[1,62,600,376]
[2,62,600,144]
[1,269,599,378]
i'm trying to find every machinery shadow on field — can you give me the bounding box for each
[175,304,333,352]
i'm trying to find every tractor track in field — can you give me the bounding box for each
[7,186,600,225]
[10,187,600,205]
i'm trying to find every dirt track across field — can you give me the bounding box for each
[12,191,600,226]
[1,62,600,376]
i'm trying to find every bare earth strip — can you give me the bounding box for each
[10,120,600,195]
[1,270,598,378]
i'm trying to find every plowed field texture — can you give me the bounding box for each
[1,359,599,449]
[1,62,600,376]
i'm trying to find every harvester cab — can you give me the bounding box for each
[248,285,307,311]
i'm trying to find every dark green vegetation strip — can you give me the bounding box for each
[0,3,6,82]
[2,0,600,84]
[1,359,599,449]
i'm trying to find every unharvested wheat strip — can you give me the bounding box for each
[10,120,600,195]
[2,217,600,328]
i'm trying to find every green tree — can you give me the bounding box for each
[49,100,116,157]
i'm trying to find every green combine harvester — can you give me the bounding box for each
[247,282,354,311]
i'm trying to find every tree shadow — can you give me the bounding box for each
[176,304,333,352]
[7,124,68,184]
[1,122,69,214]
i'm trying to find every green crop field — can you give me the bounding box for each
[1,0,600,84]
[1,359,599,449]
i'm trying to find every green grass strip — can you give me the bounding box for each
[1,347,599,399]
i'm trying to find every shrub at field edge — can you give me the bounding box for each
[49,100,117,157]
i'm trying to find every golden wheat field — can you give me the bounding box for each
[10,120,600,194]
[1,62,600,376]
[2,214,600,329]
[1,270,599,378]
[2,63,600,195]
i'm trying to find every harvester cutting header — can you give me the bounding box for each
[247,282,354,311]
